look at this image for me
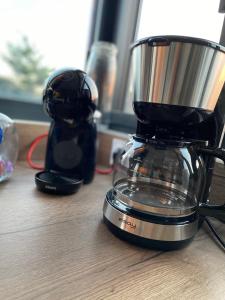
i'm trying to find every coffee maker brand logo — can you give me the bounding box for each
[119,217,136,229]
[45,185,57,190]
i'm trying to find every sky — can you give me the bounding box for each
[138,0,224,41]
[0,0,93,77]
[0,0,223,78]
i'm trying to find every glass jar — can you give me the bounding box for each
[113,136,205,217]
[0,113,19,182]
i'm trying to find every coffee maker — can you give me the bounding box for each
[103,36,225,250]
[35,68,98,195]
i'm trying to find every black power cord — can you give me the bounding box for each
[205,217,225,251]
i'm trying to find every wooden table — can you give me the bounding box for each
[0,162,224,300]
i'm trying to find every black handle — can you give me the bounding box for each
[199,203,225,222]
[198,146,225,222]
[198,147,225,164]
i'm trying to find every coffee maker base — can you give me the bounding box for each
[103,191,198,251]
[103,216,194,251]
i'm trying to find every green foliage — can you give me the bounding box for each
[2,36,51,94]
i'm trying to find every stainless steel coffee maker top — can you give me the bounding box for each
[129,36,225,111]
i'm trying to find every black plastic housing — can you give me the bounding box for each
[35,68,98,195]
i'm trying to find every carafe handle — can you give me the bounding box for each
[198,147,225,164]
[198,146,225,222]
[199,203,225,222]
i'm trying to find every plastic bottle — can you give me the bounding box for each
[0,113,19,182]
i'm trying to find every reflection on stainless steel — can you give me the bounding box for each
[103,198,198,241]
[129,36,225,111]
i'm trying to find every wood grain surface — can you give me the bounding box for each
[0,162,224,300]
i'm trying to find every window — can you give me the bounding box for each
[0,0,93,104]
[138,0,223,42]
[1,0,224,129]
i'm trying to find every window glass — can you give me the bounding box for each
[0,0,93,103]
[138,0,223,42]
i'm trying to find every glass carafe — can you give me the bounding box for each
[113,136,205,217]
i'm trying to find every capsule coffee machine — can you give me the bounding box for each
[103,36,225,250]
[35,68,98,195]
